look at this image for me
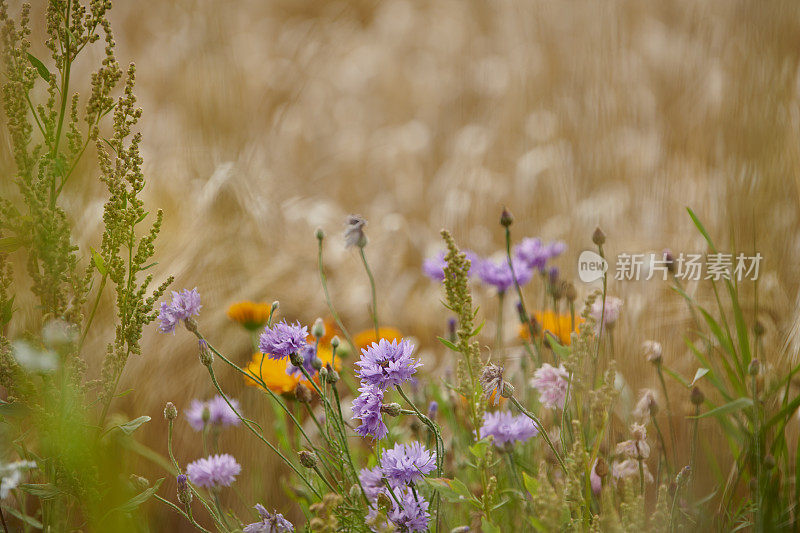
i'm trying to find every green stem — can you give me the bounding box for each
[358,246,379,338]
[317,236,356,349]
[657,366,678,464]
[495,291,505,353]
[396,386,444,477]
[206,367,322,499]
[79,273,107,349]
[154,495,213,533]
[510,396,568,476]
[503,226,539,365]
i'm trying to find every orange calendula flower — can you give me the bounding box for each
[227,301,272,331]
[519,311,583,346]
[244,352,300,394]
[244,346,344,394]
[353,327,402,350]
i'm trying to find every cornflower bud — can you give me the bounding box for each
[130,474,150,490]
[381,403,402,417]
[592,227,606,246]
[315,227,325,241]
[312,318,325,340]
[690,386,705,406]
[198,339,213,367]
[311,357,323,371]
[748,359,760,376]
[298,450,318,468]
[565,282,577,302]
[331,336,340,349]
[177,474,192,505]
[500,207,514,227]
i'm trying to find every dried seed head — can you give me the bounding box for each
[748,359,760,376]
[163,402,178,421]
[344,214,368,248]
[565,282,577,302]
[643,340,663,365]
[595,457,609,478]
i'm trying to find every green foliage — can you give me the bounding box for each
[0,0,170,530]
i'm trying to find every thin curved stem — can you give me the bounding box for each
[509,396,568,476]
[358,247,380,338]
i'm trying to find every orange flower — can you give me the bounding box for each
[227,301,272,331]
[244,346,344,394]
[244,352,299,394]
[353,327,402,350]
[519,311,583,346]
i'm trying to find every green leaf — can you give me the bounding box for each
[689,397,752,420]
[437,337,458,352]
[481,517,502,533]
[19,483,61,499]
[26,52,51,81]
[117,415,151,435]
[522,472,538,496]
[426,478,479,506]
[0,237,22,253]
[1,504,42,529]
[469,439,491,461]
[111,478,164,514]
[691,368,710,387]
[546,333,570,360]
[91,247,107,275]
[471,320,485,337]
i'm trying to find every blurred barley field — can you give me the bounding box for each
[3,0,800,529]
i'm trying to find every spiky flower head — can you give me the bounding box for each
[476,256,533,293]
[186,454,241,488]
[243,504,294,533]
[355,338,421,390]
[480,410,538,446]
[258,320,309,360]
[422,251,448,282]
[158,288,201,333]
[351,384,388,440]
[530,363,569,409]
[589,296,623,334]
[379,442,437,485]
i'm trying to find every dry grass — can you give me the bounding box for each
[3,0,800,528]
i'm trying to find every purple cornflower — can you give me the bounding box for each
[351,384,388,440]
[355,338,421,390]
[186,454,241,488]
[530,363,570,409]
[243,504,294,533]
[379,442,437,485]
[359,466,386,500]
[185,396,240,431]
[475,256,533,293]
[590,296,623,334]
[258,320,309,360]
[515,238,566,271]
[480,411,538,446]
[158,288,202,333]
[386,487,430,532]
[422,251,448,282]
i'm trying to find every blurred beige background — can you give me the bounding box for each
[4,0,800,528]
